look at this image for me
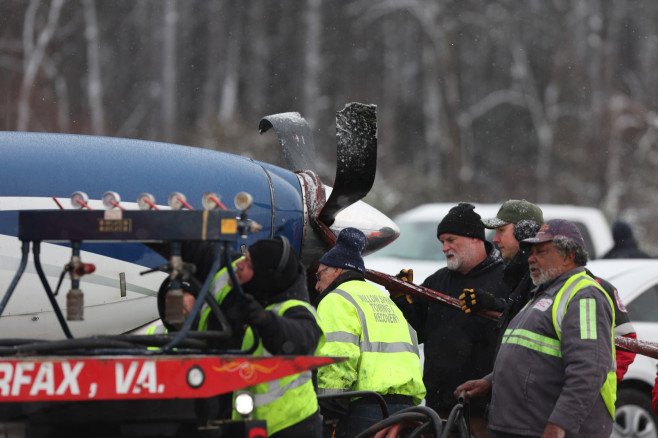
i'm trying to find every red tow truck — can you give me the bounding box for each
[0,200,341,438]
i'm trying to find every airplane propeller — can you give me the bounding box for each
[259,102,399,301]
[258,111,318,174]
[318,103,377,228]
[259,102,383,253]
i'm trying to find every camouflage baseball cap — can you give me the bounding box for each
[481,200,544,229]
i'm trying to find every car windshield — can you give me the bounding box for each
[370,222,446,261]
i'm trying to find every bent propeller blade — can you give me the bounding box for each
[318,102,377,227]
[258,112,316,172]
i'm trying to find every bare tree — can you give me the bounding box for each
[302,0,323,130]
[200,0,225,120]
[162,0,178,141]
[218,3,243,123]
[82,0,106,135]
[17,0,64,131]
[4,0,658,247]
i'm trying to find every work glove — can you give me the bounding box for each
[387,269,414,304]
[396,268,414,283]
[242,293,274,329]
[459,288,504,314]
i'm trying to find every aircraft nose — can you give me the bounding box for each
[331,199,400,257]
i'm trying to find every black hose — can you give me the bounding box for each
[0,331,257,356]
[223,245,260,355]
[188,276,233,341]
[407,420,433,438]
[0,240,30,317]
[398,405,443,437]
[353,412,430,438]
[347,404,445,438]
[6,338,142,355]
[440,402,471,438]
[32,241,74,339]
[159,242,224,353]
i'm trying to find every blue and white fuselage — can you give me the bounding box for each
[0,132,397,339]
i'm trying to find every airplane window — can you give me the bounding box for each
[626,284,658,323]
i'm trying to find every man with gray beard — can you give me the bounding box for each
[390,203,506,438]
[455,219,616,438]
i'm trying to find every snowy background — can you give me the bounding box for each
[3,0,658,253]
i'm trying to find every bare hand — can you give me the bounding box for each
[453,379,491,402]
[541,423,566,438]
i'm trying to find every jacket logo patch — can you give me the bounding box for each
[533,298,553,312]
[614,289,628,313]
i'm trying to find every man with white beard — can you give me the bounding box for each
[455,219,616,438]
[390,203,506,438]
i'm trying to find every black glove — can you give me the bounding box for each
[242,293,274,328]
[459,288,504,314]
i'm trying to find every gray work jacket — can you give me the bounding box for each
[486,267,615,438]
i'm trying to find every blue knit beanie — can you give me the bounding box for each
[319,227,367,275]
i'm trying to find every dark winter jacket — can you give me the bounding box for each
[152,241,321,354]
[603,220,652,259]
[202,262,321,355]
[394,241,506,416]
[243,264,322,356]
[603,241,651,259]
[494,245,535,349]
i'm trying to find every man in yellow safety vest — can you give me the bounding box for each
[313,227,425,438]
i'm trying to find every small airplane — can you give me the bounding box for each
[0,103,399,340]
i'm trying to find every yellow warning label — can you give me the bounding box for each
[221,219,238,235]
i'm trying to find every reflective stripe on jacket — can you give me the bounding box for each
[145,324,167,350]
[197,258,242,331]
[491,267,615,437]
[502,271,616,417]
[551,271,616,417]
[231,299,323,436]
[316,280,426,404]
[146,325,167,335]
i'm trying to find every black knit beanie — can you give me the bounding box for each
[436,203,485,241]
[242,236,299,298]
[612,220,634,245]
[319,227,367,275]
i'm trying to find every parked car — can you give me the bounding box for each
[365,202,614,282]
[588,259,658,438]
[365,203,656,437]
